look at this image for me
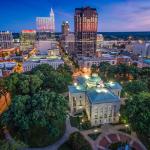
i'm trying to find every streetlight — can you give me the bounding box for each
[94,128,98,139]
[125,124,129,133]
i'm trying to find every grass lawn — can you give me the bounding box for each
[88,132,101,141]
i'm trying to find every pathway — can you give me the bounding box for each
[3,118,147,150]
[26,116,78,150]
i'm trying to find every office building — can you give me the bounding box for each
[60,33,75,55]
[62,21,70,35]
[20,30,36,51]
[0,31,14,49]
[74,7,98,57]
[36,8,55,33]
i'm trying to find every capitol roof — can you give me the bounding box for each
[87,88,119,104]
[68,73,121,104]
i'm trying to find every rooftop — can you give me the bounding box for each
[87,88,119,104]
[106,82,122,90]
[69,74,121,104]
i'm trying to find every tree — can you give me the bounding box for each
[0,79,9,107]
[91,64,97,73]
[124,80,148,96]
[68,132,92,150]
[128,65,139,79]
[116,64,130,78]
[122,92,150,137]
[99,62,110,77]
[139,67,150,79]
[0,139,27,150]
[4,73,43,96]
[1,95,31,131]
[1,91,68,147]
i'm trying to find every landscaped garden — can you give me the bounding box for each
[70,111,92,130]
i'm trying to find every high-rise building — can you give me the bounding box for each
[20,30,36,51]
[62,21,70,35]
[74,7,98,57]
[36,8,55,33]
[0,31,14,49]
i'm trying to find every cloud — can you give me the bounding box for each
[100,0,150,31]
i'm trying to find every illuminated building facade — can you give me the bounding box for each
[36,8,55,33]
[62,21,70,35]
[20,30,36,51]
[69,74,122,126]
[0,31,14,49]
[74,7,98,57]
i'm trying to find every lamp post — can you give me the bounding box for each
[125,124,129,133]
[94,128,98,139]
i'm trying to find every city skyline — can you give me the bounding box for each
[0,0,150,32]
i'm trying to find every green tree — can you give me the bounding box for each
[0,139,27,150]
[139,67,150,79]
[1,95,31,131]
[124,80,148,96]
[68,132,92,150]
[122,92,150,137]
[128,65,139,79]
[99,62,110,77]
[91,64,97,73]
[0,79,9,107]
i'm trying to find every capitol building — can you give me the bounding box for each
[68,74,122,126]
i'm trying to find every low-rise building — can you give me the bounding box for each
[68,74,122,126]
[0,62,17,77]
[77,55,117,68]
[23,55,64,72]
[116,55,132,65]
[36,40,58,55]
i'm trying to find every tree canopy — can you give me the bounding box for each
[122,92,150,137]
[1,64,71,147]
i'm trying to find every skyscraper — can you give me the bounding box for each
[62,21,70,35]
[74,7,98,57]
[36,8,55,33]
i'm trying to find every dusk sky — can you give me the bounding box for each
[0,0,150,32]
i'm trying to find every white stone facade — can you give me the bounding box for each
[68,74,122,126]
